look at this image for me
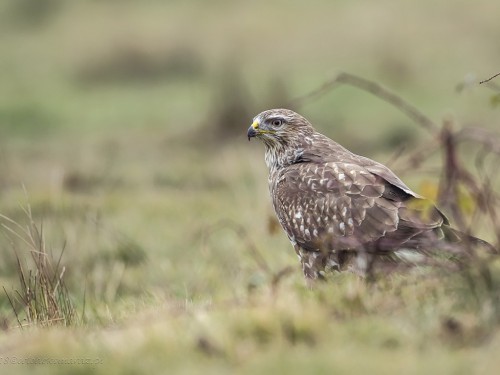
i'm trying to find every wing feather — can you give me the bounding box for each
[273,160,444,253]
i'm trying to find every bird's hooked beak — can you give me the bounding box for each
[247,120,259,141]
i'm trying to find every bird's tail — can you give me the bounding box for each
[441,226,498,256]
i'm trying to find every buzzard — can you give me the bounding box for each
[247,108,495,280]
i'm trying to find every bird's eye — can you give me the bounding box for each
[271,119,283,127]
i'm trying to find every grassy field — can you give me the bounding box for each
[1,1,500,374]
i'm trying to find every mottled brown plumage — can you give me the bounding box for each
[247,108,493,280]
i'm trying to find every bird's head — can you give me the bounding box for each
[247,109,314,148]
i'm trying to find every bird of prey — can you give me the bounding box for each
[247,108,495,280]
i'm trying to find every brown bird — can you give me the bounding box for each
[247,108,495,280]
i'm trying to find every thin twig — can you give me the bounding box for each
[479,72,500,84]
[456,127,500,156]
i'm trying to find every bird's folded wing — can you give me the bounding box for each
[274,161,444,252]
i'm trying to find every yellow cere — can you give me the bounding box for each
[251,120,259,129]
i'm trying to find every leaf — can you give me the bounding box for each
[490,94,500,108]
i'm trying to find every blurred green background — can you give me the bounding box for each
[1,1,499,374]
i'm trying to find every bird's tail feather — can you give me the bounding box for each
[367,227,498,277]
[441,226,498,255]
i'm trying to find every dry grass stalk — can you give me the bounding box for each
[1,204,78,328]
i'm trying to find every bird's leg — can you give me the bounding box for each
[339,247,370,279]
[355,248,378,282]
[296,248,326,281]
[302,252,323,280]
[296,246,345,285]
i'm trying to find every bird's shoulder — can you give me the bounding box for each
[297,131,420,198]
[274,159,391,200]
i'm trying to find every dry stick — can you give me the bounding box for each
[475,151,500,248]
[201,220,273,276]
[455,127,500,246]
[336,73,439,134]
[457,127,500,156]
[290,77,343,108]
[394,140,441,178]
[271,266,294,290]
[479,72,500,84]
[439,124,477,231]
[440,127,500,255]
[384,144,407,168]
[201,221,297,290]
[291,72,439,134]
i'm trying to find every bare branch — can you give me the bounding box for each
[456,127,500,156]
[479,72,500,84]
[291,72,439,134]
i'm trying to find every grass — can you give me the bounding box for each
[1,270,500,374]
[1,205,77,328]
[1,0,500,374]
